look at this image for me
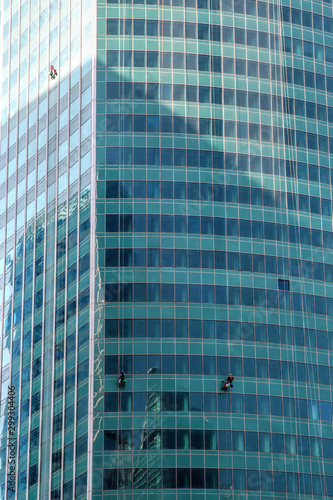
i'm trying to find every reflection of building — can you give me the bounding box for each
[2,0,333,497]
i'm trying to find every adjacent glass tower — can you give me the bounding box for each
[2,0,333,498]
[0,0,94,498]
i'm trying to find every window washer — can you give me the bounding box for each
[118,371,127,388]
[221,374,234,391]
[50,65,58,79]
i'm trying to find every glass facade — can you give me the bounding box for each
[2,0,333,498]
[95,0,333,498]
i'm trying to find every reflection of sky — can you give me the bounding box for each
[1,348,10,371]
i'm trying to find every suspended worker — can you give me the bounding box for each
[50,65,58,79]
[118,371,127,389]
[221,374,234,391]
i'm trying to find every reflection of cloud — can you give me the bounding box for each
[2,347,10,368]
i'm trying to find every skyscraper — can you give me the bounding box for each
[0,0,93,498]
[1,0,333,498]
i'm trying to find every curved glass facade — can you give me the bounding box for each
[95,0,333,497]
